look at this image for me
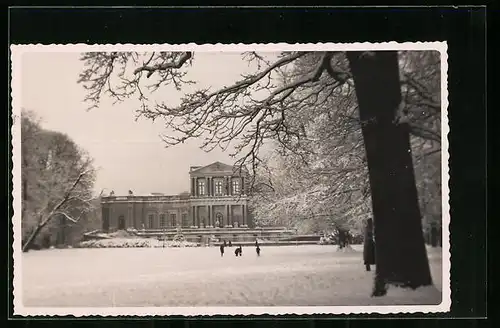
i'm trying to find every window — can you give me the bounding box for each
[232,179,240,194]
[215,180,223,196]
[160,214,166,228]
[197,180,206,196]
[182,213,188,227]
[148,214,154,229]
[170,213,177,227]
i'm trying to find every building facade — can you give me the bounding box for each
[101,162,251,232]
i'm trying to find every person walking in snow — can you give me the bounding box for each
[234,245,243,257]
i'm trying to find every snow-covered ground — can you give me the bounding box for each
[21,245,443,307]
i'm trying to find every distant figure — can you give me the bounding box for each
[238,245,243,256]
[255,240,259,247]
[256,245,261,256]
[234,247,240,257]
[228,240,232,247]
[220,244,225,257]
[223,240,227,247]
[363,218,376,271]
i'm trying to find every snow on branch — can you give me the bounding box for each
[133,51,193,77]
[78,51,352,189]
[53,211,83,223]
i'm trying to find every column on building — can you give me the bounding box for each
[191,177,195,196]
[225,204,229,227]
[210,205,213,227]
[128,205,133,228]
[242,204,246,227]
[140,203,145,229]
[196,206,200,227]
[192,206,196,227]
[197,207,201,227]
[206,205,210,227]
[208,177,212,196]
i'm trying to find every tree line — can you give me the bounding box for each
[21,110,100,252]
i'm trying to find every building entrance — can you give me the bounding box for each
[118,215,126,230]
[215,212,223,227]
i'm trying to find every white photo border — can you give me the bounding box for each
[10,42,450,316]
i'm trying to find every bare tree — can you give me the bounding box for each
[78,50,441,295]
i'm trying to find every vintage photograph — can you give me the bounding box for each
[11,43,449,316]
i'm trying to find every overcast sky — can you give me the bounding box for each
[20,51,275,196]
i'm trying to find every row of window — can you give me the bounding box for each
[146,213,188,228]
[197,179,241,196]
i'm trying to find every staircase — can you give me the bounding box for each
[84,227,321,246]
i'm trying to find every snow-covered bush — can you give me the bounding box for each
[172,233,186,242]
[78,237,198,248]
[319,235,335,245]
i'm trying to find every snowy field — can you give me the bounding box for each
[21,245,443,307]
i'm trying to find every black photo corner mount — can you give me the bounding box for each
[7,5,487,322]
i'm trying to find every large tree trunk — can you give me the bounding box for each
[346,51,433,296]
[438,224,442,247]
[430,222,438,247]
[58,215,67,246]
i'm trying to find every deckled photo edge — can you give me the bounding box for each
[11,45,23,317]
[439,43,452,313]
[10,42,450,317]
